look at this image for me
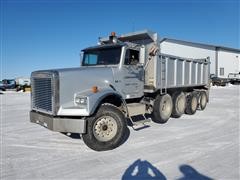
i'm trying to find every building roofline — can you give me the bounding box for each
[160,38,240,53]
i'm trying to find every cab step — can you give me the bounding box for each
[132,118,151,130]
[129,114,152,130]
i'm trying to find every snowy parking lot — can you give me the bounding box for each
[1,85,239,180]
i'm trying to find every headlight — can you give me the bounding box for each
[75,96,88,108]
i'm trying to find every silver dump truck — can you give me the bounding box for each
[30,30,210,151]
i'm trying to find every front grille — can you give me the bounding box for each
[32,77,52,112]
[31,72,58,114]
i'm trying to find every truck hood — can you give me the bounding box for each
[54,66,114,108]
[56,66,114,88]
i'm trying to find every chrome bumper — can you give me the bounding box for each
[30,111,86,133]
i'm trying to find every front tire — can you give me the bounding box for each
[82,104,127,151]
[153,94,173,123]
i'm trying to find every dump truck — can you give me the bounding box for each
[30,30,210,151]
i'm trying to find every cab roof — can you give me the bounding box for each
[82,43,125,51]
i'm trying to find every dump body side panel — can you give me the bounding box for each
[153,54,209,90]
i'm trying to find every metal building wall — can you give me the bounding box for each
[217,49,240,78]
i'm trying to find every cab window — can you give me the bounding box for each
[82,47,121,66]
[124,49,139,65]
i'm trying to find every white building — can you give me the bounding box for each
[160,38,240,78]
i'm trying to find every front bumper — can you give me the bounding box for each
[30,111,86,133]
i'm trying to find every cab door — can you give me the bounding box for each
[120,49,144,99]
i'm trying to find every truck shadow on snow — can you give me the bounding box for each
[61,132,81,139]
[122,159,213,180]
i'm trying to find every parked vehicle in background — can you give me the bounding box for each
[0,81,6,91]
[228,73,240,84]
[15,77,31,91]
[30,30,210,151]
[0,78,31,92]
[210,74,229,86]
[2,79,16,90]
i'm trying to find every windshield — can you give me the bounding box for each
[82,47,121,66]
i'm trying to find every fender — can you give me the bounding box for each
[88,88,126,115]
[57,87,126,117]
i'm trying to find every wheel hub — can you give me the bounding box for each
[102,125,108,131]
[93,116,118,142]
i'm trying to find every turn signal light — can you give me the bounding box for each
[92,86,99,93]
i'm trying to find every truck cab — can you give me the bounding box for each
[81,42,144,99]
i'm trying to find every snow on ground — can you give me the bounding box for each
[0,85,239,180]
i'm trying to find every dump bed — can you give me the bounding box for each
[145,53,210,90]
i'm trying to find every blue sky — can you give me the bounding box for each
[1,0,239,79]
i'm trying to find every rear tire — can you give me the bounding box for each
[153,94,173,123]
[185,92,198,115]
[82,104,127,151]
[199,91,207,110]
[171,92,186,118]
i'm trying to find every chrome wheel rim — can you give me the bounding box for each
[93,116,118,142]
